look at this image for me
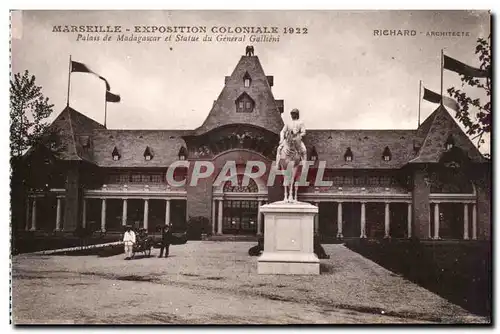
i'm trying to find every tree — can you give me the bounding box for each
[447,36,491,149]
[10,70,54,157]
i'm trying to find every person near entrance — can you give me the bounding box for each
[123,225,136,260]
[159,224,172,258]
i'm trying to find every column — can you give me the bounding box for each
[25,198,30,231]
[360,202,366,238]
[30,198,37,231]
[165,199,171,226]
[55,198,62,231]
[257,200,263,235]
[143,199,149,230]
[407,203,412,239]
[122,199,128,226]
[384,202,390,238]
[433,202,440,240]
[211,199,216,235]
[463,203,469,240]
[313,202,319,235]
[428,206,432,239]
[100,198,106,232]
[472,203,477,240]
[82,199,87,228]
[337,202,343,238]
[217,200,223,235]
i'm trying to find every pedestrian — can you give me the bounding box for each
[123,225,136,260]
[159,224,172,258]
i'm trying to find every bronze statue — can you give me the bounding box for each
[276,108,307,202]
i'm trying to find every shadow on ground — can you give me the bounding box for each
[345,239,491,317]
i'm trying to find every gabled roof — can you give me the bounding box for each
[92,129,191,167]
[193,55,284,135]
[410,105,486,163]
[304,129,417,169]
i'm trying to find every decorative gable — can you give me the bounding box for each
[193,54,284,135]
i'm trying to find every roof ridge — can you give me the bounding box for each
[410,106,441,161]
[70,107,106,130]
[66,106,83,161]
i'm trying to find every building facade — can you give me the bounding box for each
[16,51,491,241]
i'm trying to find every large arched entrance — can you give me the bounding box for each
[222,176,259,234]
[212,166,268,235]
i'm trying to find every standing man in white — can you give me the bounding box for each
[123,225,136,260]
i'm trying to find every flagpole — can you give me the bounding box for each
[418,80,422,127]
[104,93,108,128]
[66,55,72,107]
[440,49,444,106]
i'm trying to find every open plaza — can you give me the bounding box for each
[11,241,488,324]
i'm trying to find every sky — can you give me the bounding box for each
[11,10,490,151]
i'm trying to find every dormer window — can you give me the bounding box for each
[112,146,121,161]
[344,147,353,162]
[235,92,255,113]
[382,146,392,161]
[445,134,455,150]
[310,146,318,162]
[144,146,153,161]
[243,72,252,88]
[178,146,187,161]
[80,136,91,150]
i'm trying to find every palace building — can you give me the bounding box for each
[15,50,491,241]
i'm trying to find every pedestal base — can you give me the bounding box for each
[258,252,319,275]
[257,201,320,275]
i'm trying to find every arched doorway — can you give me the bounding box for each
[212,168,268,235]
[222,176,259,235]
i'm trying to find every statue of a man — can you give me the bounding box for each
[278,108,307,163]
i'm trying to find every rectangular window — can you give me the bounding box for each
[141,174,151,182]
[151,174,162,183]
[368,176,379,185]
[119,174,130,183]
[354,176,365,185]
[244,79,250,87]
[239,101,244,109]
[131,174,141,183]
[343,176,353,185]
[245,102,251,109]
[109,174,120,183]
[380,176,391,186]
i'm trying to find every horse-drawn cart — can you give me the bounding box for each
[132,229,154,258]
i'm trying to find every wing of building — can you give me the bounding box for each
[13,50,491,242]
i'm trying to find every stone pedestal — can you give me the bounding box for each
[258,201,320,275]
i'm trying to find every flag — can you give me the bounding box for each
[71,60,111,90]
[443,55,490,78]
[106,91,121,103]
[422,87,459,111]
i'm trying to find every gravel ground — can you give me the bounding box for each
[11,242,489,324]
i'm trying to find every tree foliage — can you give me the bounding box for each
[447,37,491,149]
[10,70,54,157]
